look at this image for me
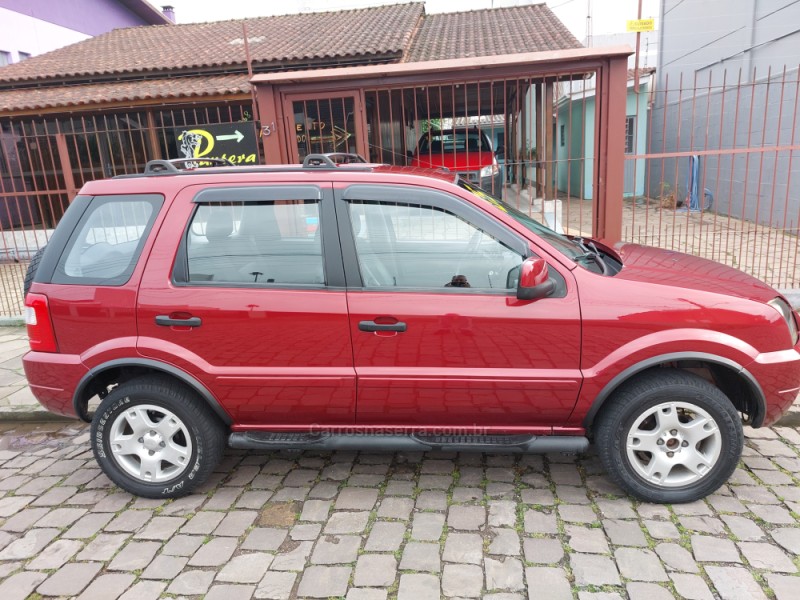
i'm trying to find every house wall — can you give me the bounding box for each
[556,97,589,199]
[625,85,649,198]
[650,0,800,225]
[0,0,161,61]
[0,0,155,36]
[0,7,89,61]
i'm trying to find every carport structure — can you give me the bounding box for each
[254,46,631,241]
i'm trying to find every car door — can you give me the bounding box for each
[137,182,356,426]
[335,183,582,430]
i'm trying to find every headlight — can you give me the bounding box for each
[768,298,799,345]
[479,164,498,178]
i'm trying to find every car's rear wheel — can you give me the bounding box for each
[91,376,226,498]
[595,369,743,503]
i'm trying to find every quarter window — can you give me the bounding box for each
[54,195,163,285]
[186,200,324,286]
[348,201,523,291]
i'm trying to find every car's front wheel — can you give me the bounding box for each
[91,376,226,498]
[595,369,743,503]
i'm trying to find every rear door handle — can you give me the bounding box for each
[155,315,202,328]
[358,320,407,333]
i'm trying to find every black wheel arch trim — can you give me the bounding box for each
[582,352,766,429]
[73,358,233,426]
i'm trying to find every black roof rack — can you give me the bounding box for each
[142,158,233,174]
[303,153,367,167]
[111,153,379,180]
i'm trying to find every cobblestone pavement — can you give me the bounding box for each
[0,414,799,600]
[0,328,33,418]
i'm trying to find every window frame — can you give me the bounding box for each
[172,184,345,289]
[49,194,164,287]
[334,184,532,294]
[624,115,636,154]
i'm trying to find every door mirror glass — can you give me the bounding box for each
[517,257,555,300]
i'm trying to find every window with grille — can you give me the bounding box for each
[625,116,636,154]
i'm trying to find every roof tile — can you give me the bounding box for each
[404,4,581,63]
[0,75,250,112]
[0,3,583,113]
[0,3,424,83]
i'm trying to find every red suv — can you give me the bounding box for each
[23,156,800,502]
[410,128,503,195]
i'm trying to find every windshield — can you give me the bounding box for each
[458,180,581,259]
[419,131,493,154]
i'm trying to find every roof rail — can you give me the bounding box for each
[302,153,367,168]
[143,158,233,174]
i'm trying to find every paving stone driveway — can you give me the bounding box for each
[0,416,799,600]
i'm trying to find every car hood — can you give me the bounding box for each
[613,242,778,304]
[411,152,494,171]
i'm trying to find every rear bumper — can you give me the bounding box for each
[746,346,800,427]
[22,351,87,419]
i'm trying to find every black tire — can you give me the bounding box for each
[91,376,226,499]
[23,245,46,297]
[594,369,743,504]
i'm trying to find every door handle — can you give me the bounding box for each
[155,315,202,328]
[358,320,407,333]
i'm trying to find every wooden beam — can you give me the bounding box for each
[1,94,252,118]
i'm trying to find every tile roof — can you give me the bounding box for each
[404,4,581,63]
[0,75,251,113]
[0,2,583,114]
[627,66,656,80]
[0,3,424,83]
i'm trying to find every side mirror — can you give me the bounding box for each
[517,257,555,300]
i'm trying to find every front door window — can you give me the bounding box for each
[347,200,524,290]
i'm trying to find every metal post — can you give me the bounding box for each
[594,56,627,242]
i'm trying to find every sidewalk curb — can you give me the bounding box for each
[0,409,75,422]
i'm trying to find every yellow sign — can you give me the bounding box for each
[626,18,655,32]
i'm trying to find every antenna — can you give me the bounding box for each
[586,0,593,47]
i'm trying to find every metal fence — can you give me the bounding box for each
[0,66,798,318]
[625,65,800,288]
[0,103,255,315]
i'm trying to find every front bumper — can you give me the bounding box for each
[746,344,800,427]
[23,351,88,419]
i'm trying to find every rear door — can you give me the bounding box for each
[137,182,356,426]
[336,183,582,429]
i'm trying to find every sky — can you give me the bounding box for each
[159,0,661,41]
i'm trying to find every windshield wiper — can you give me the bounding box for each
[573,238,609,274]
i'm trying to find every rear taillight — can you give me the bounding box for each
[24,293,58,353]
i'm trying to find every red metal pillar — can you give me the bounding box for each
[255,83,289,164]
[594,56,628,242]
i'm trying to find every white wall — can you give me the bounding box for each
[0,7,90,62]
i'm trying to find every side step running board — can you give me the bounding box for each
[228,432,589,454]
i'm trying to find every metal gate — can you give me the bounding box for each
[623,66,800,289]
[0,103,255,316]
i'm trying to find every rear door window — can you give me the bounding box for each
[53,194,163,286]
[184,200,324,286]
